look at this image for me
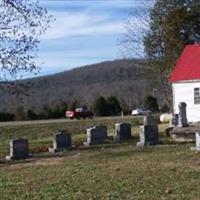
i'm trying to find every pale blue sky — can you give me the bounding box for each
[32,0,152,77]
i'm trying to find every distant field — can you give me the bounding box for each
[0,116,199,200]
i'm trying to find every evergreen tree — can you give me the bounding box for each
[27,109,38,120]
[93,96,109,116]
[106,96,121,116]
[144,0,200,70]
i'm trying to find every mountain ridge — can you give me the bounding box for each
[0,58,158,113]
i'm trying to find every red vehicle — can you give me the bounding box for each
[65,108,94,119]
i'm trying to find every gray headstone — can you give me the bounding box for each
[144,115,156,126]
[85,126,107,146]
[7,138,29,160]
[50,130,71,152]
[178,102,188,127]
[115,123,132,140]
[137,125,159,147]
[169,114,179,127]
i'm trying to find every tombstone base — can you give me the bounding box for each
[48,147,71,153]
[83,142,91,147]
[5,155,29,160]
[191,147,200,152]
[136,140,161,148]
[5,155,13,160]
[136,142,145,148]
[83,141,106,146]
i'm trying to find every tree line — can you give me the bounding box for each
[0,95,165,122]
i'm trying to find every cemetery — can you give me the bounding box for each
[0,111,200,199]
[1,1,200,199]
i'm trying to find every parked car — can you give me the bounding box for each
[131,108,152,116]
[65,107,94,119]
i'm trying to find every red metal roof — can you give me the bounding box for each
[169,44,200,82]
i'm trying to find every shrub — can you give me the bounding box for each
[93,96,109,116]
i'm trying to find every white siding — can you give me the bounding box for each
[173,81,200,122]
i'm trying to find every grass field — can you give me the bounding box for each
[0,116,200,200]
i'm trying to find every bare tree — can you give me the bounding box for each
[120,2,153,58]
[0,0,51,81]
[120,1,172,107]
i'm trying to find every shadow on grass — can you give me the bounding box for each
[0,136,194,168]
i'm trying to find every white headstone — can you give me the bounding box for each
[195,132,200,151]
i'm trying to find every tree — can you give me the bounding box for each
[106,96,121,116]
[93,96,109,116]
[144,0,200,67]
[0,0,51,81]
[122,0,200,107]
[144,95,159,113]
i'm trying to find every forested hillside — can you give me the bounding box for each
[0,59,159,114]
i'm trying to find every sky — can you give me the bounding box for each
[32,0,152,77]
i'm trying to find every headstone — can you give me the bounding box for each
[196,132,200,151]
[178,102,188,127]
[144,115,156,126]
[84,126,107,146]
[137,115,160,147]
[169,114,179,127]
[6,138,29,160]
[115,123,132,140]
[49,130,71,152]
[191,131,200,151]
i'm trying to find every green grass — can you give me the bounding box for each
[0,117,199,200]
[0,116,143,157]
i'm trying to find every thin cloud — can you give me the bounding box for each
[41,11,125,40]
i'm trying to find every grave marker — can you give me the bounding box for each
[178,102,188,127]
[137,115,160,147]
[6,138,29,160]
[115,123,132,140]
[84,126,107,146]
[49,130,71,152]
